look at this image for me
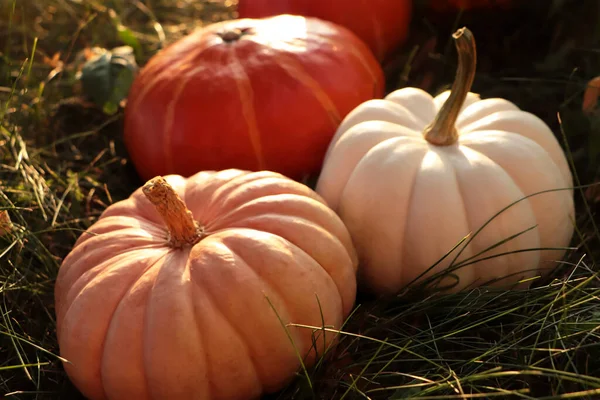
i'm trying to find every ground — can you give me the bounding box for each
[2,0,600,399]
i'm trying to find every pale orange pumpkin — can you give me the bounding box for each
[54,169,358,400]
[316,27,574,295]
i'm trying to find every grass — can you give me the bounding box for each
[2,0,600,398]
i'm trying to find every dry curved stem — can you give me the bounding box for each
[423,27,477,146]
[142,176,203,247]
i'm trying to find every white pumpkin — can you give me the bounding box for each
[316,27,575,295]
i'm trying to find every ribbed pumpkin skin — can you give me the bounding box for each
[54,169,358,400]
[237,0,412,61]
[123,15,384,182]
[316,88,574,295]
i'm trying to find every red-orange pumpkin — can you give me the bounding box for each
[123,15,385,182]
[54,169,358,400]
[237,0,412,62]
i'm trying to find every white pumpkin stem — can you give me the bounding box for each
[142,177,203,247]
[423,27,477,146]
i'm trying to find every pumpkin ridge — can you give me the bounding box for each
[63,225,150,270]
[330,103,425,152]
[449,158,488,288]
[460,131,573,264]
[126,39,217,116]
[459,111,573,187]
[209,194,339,229]
[204,194,356,265]
[182,170,250,221]
[133,28,209,80]
[452,146,539,285]
[461,130,568,187]
[228,46,267,170]
[205,172,281,213]
[100,251,169,400]
[362,102,426,130]
[333,141,426,293]
[58,251,168,399]
[58,232,166,309]
[161,74,194,173]
[143,246,216,400]
[207,181,324,227]
[159,44,223,174]
[230,245,333,379]
[142,249,213,398]
[63,238,164,290]
[129,42,221,176]
[465,119,573,187]
[232,216,351,312]
[398,151,430,287]
[76,216,167,247]
[101,198,163,226]
[446,152,476,284]
[318,130,425,211]
[205,176,322,223]
[307,30,381,88]
[400,104,430,127]
[267,49,342,129]
[383,88,437,125]
[205,241,300,388]
[459,110,521,133]
[455,98,519,129]
[189,262,263,397]
[338,138,426,215]
[61,249,167,329]
[184,257,215,400]
[461,132,568,193]
[141,292,154,400]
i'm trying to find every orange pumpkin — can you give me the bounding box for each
[123,15,384,182]
[54,169,358,400]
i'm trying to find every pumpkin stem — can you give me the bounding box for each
[423,27,477,146]
[142,177,203,248]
